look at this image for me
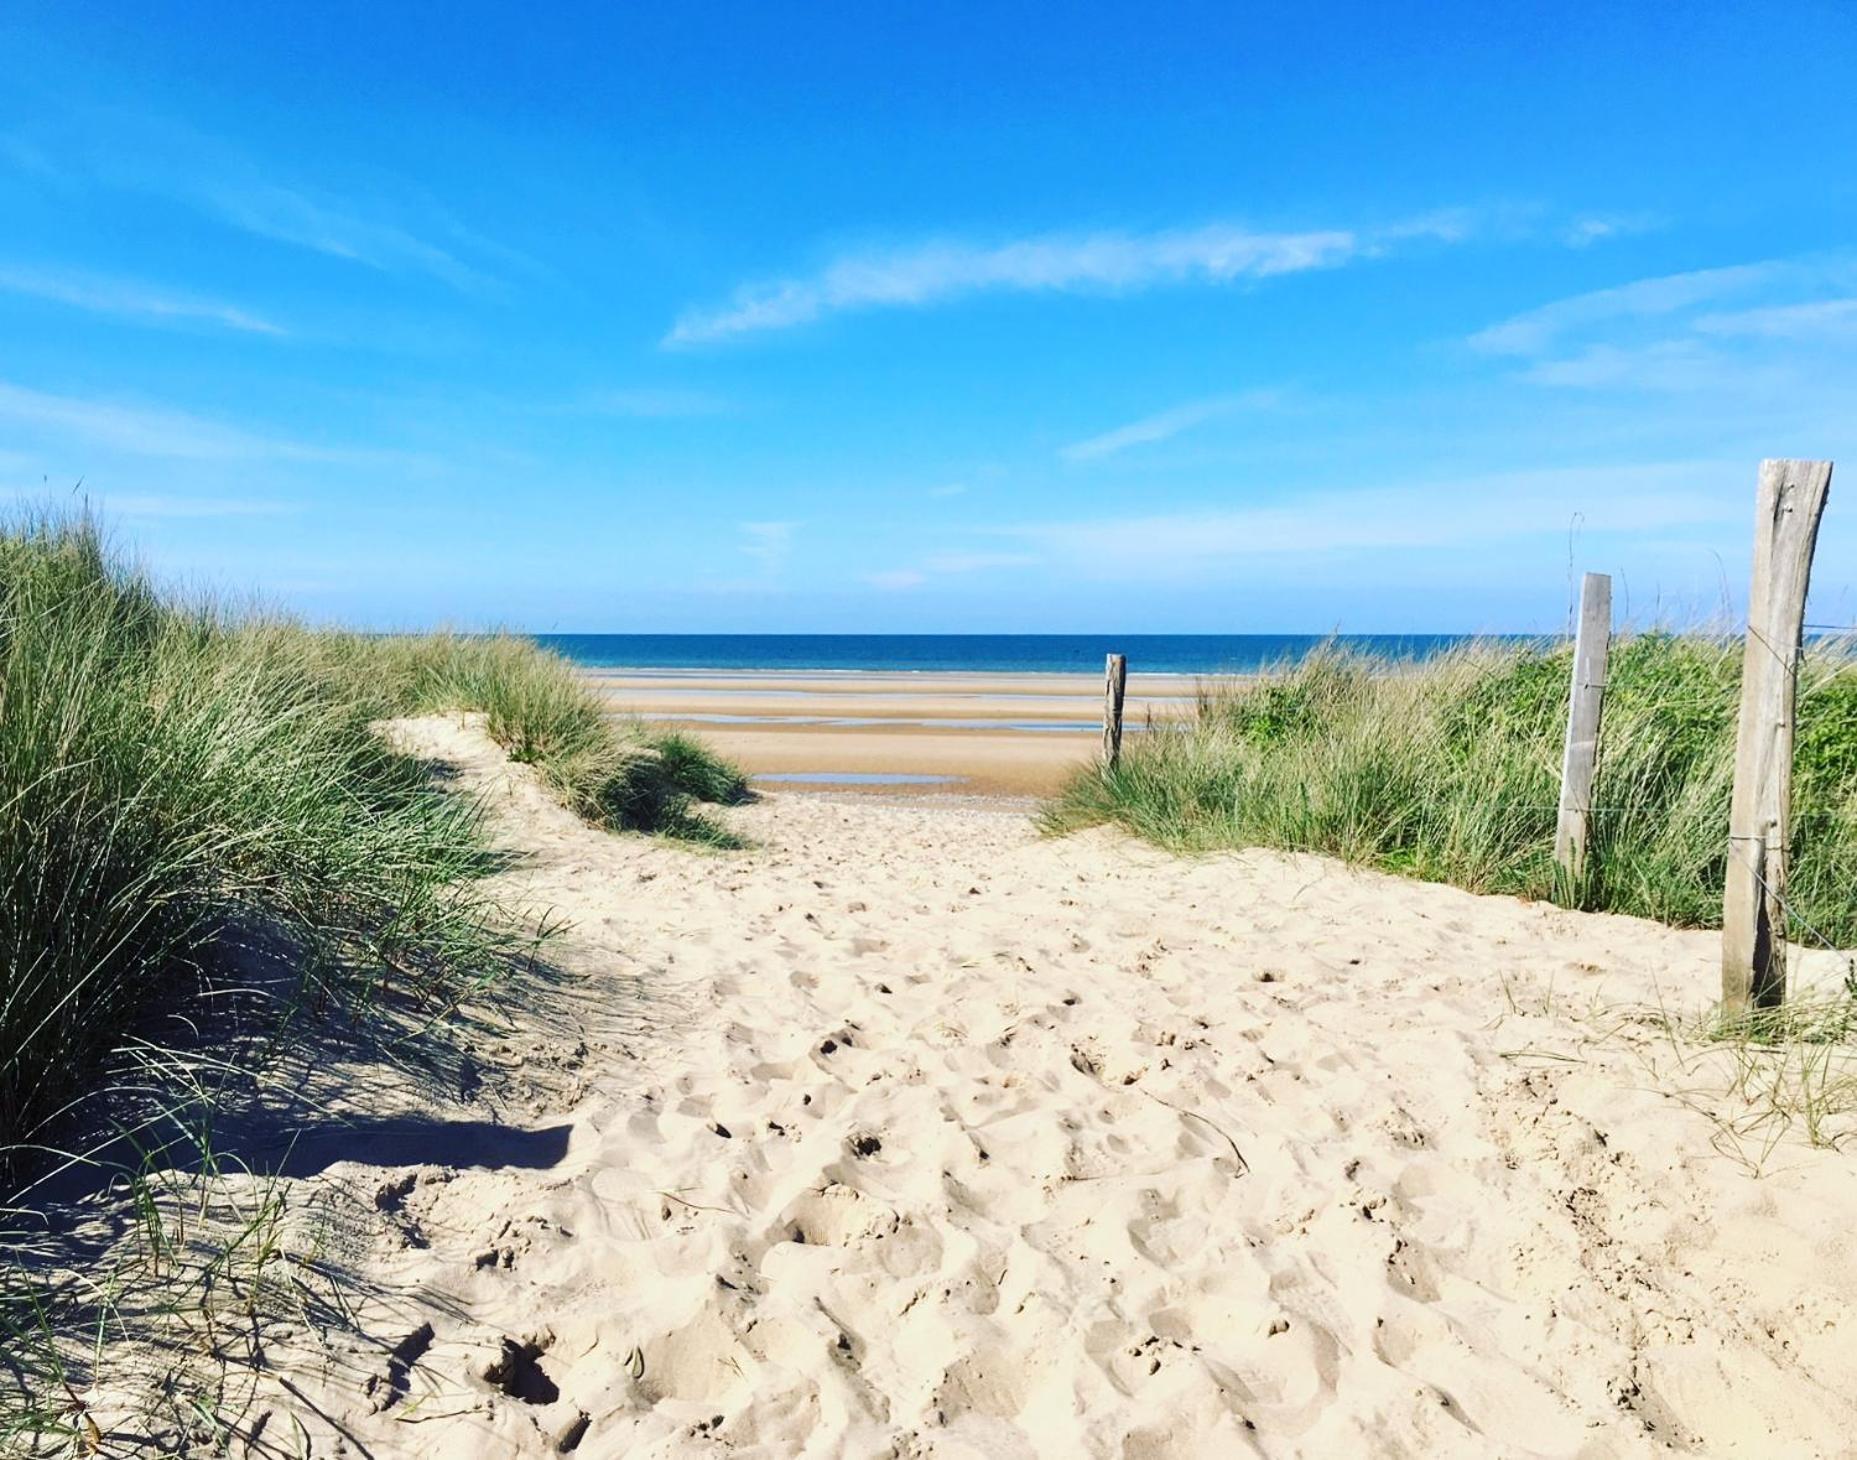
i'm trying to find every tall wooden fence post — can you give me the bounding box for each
[1554,571,1613,894]
[1102,653,1128,769]
[1723,459,1833,1013]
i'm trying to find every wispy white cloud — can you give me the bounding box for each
[1693,297,1857,340]
[666,213,1483,345]
[0,262,283,334]
[1516,341,1769,392]
[1005,463,1740,575]
[1468,261,1791,356]
[1470,255,1857,403]
[201,181,492,291]
[1561,212,1661,248]
[4,105,507,292]
[1061,390,1281,462]
[0,380,399,463]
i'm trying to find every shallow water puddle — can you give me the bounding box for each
[751,771,967,786]
[641,712,1133,733]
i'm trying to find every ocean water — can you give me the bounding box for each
[538,633,1508,676]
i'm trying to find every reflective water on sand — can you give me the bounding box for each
[751,772,966,786]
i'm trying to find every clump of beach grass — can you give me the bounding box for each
[1047,634,1857,944]
[328,629,751,846]
[0,510,746,1165]
[1050,636,1857,1171]
[0,510,748,1452]
[0,516,492,1168]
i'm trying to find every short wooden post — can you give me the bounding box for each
[1723,459,1833,1013]
[1102,653,1128,768]
[1554,571,1612,893]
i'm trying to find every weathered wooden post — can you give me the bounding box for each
[1102,653,1128,769]
[1723,459,1833,1012]
[1554,571,1613,894]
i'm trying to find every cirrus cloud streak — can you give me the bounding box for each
[666,213,1478,346]
[0,262,284,334]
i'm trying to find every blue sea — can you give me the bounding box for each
[537,633,1506,675]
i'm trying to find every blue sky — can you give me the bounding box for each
[2,1,1855,632]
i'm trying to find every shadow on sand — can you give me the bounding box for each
[254,1116,572,1180]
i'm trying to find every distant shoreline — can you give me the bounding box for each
[579,665,1211,679]
[582,666,1181,796]
[540,631,1527,677]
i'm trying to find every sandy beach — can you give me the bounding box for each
[12,6,1848,1454]
[585,670,1198,797]
[150,714,1857,1459]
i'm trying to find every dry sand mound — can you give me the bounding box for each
[215,716,1857,1457]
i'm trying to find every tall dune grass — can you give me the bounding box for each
[328,629,750,843]
[0,513,744,1166]
[1047,635,1857,945]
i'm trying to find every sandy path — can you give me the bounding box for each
[246,716,1857,1459]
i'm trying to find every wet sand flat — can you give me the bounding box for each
[583,668,1198,700]
[585,669,1199,796]
[672,724,1096,796]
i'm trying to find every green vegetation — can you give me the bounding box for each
[0,511,747,1454]
[0,511,746,1167]
[339,629,752,846]
[1048,635,1857,945]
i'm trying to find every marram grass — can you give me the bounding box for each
[0,513,748,1453]
[1047,636,1857,946]
[0,512,746,1164]
[324,628,750,845]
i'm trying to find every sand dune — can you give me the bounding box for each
[207,716,1857,1458]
